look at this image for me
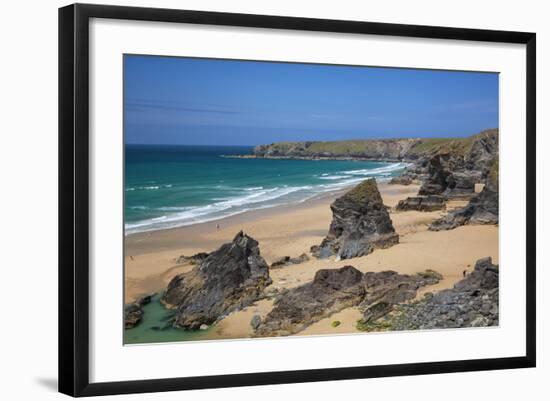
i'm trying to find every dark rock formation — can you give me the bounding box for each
[162,231,272,330]
[389,176,413,185]
[429,188,498,230]
[270,253,310,269]
[442,171,482,199]
[389,257,499,330]
[124,294,153,329]
[396,195,446,212]
[175,252,209,265]
[430,157,498,231]
[312,179,399,259]
[358,270,443,324]
[254,266,365,337]
[418,155,452,196]
[254,266,442,337]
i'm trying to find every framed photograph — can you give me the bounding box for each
[59,3,536,397]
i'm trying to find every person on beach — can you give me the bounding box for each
[216,223,220,231]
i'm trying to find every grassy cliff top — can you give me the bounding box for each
[254,129,498,159]
[340,178,382,203]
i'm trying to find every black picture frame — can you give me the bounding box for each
[59,3,536,397]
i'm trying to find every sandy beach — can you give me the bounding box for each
[124,182,498,339]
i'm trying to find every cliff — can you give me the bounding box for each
[251,128,498,164]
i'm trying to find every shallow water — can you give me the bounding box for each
[124,295,211,345]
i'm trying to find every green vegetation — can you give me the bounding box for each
[416,269,443,281]
[331,320,341,328]
[356,318,393,332]
[344,179,382,203]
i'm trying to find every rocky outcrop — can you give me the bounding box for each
[270,253,310,269]
[396,195,446,212]
[389,176,413,185]
[359,270,443,324]
[254,266,366,337]
[442,171,482,199]
[175,252,209,265]
[124,294,153,329]
[388,257,499,330]
[429,157,498,231]
[162,231,272,330]
[429,188,498,230]
[312,179,399,259]
[254,266,442,337]
[418,155,452,196]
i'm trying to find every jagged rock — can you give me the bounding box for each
[250,314,262,330]
[389,257,499,330]
[162,231,272,330]
[175,252,209,265]
[359,270,443,324]
[463,129,499,172]
[418,155,452,196]
[429,186,498,230]
[442,171,482,199]
[389,176,413,185]
[429,156,498,231]
[124,294,153,329]
[254,266,365,337]
[396,195,446,212]
[312,179,399,259]
[270,253,310,268]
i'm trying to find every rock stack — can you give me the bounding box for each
[162,231,272,330]
[312,179,398,259]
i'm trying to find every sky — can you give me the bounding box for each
[124,55,499,146]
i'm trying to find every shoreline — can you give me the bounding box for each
[124,181,498,341]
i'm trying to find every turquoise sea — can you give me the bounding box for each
[125,145,408,234]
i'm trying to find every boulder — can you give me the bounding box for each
[162,231,272,330]
[124,294,153,329]
[270,253,310,269]
[395,195,446,212]
[389,176,413,185]
[312,179,398,259]
[254,266,365,337]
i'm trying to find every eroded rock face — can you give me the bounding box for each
[312,179,398,259]
[389,257,499,330]
[124,294,153,329]
[254,266,365,337]
[396,195,446,212]
[162,231,271,329]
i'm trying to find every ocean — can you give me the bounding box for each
[125,144,408,234]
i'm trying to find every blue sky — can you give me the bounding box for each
[124,55,499,146]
